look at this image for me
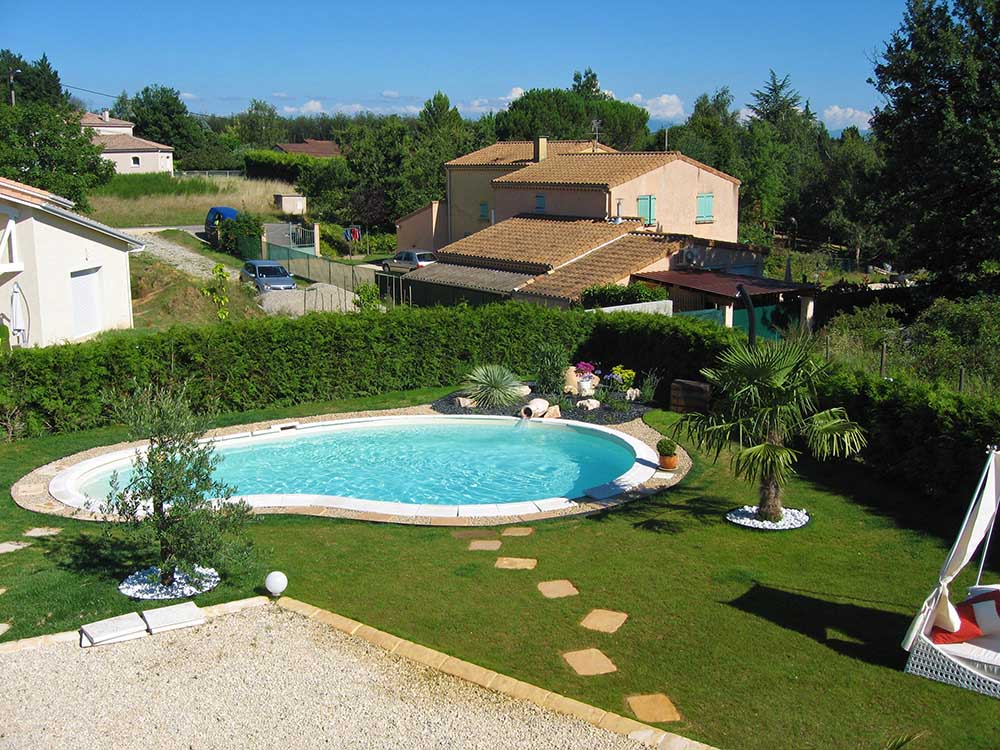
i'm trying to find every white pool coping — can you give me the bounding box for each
[49,415,660,520]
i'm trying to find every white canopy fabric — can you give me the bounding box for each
[904,451,1000,650]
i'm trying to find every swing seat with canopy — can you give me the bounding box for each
[902,447,1000,698]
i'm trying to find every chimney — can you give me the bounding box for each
[533,135,548,163]
[101,109,110,122]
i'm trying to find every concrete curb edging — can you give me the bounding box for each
[0,595,270,655]
[275,596,718,750]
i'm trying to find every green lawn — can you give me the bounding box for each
[0,397,994,749]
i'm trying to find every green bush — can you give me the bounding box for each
[217,212,264,256]
[0,323,9,354]
[0,304,731,438]
[244,149,323,182]
[531,342,569,395]
[353,283,380,313]
[656,437,677,456]
[580,283,668,309]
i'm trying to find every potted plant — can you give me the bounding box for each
[656,437,679,470]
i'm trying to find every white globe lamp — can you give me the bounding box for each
[265,571,288,597]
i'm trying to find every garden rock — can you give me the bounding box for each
[543,405,561,419]
[577,399,601,411]
[625,388,641,402]
[454,396,477,408]
[513,385,532,398]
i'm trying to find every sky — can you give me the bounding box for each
[9,0,908,131]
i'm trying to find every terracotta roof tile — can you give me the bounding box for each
[0,176,73,208]
[518,233,683,302]
[445,140,616,167]
[436,215,640,274]
[494,151,740,188]
[92,133,173,152]
[81,112,134,128]
[274,139,341,157]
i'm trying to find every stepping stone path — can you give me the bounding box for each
[562,647,617,676]
[494,557,537,570]
[580,608,629,634]
[0,588,6,596]
[0,624,9,637]
[0,541,31,555]
[22,527,61,538]
[537,579,579,599]
[468,540,502,551]
[627,693,681,723]
[501,527,534,537]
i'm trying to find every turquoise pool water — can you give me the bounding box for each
[78,419,637,506]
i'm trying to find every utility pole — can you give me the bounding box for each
[8,68,21,107]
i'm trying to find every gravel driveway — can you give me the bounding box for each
[133,229,238,280]
[0,606,647,750]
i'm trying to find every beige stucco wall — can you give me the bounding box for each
[89,123,133,136]
[103,150,173,175]
[494,186,608,222]
[0,202,133,348]
[445,167,516,242]
[610,161,739,242]
[669,241,763,274]
[396,200,449,251]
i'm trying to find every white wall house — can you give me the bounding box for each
[81,111,174,174]
[0,177,142,348]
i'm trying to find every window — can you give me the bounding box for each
[535,194,546,213]
[637,195,656,225]
[131,156,140,167]
[479,201,489,220]
[696,193,714,223]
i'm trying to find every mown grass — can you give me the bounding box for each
[0,400,995,749]
[128,253,261,329]
[89,176,292,227]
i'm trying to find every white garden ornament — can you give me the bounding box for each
[265,571,288,597]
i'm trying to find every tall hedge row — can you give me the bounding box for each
[0,305,733,438]
[243,150,325,183]
[819,369,1000,507]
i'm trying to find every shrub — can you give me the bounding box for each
[656,437,677,456]
[580,283,668,309]
[217,212,264,256]
[638,370,662,404]
[354,282,380,313]
[531,342,568,395]
[462,365,523,408]
[0,323,9,354]
[244,149,324,182]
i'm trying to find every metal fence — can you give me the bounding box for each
[176,170,245,178]
[264,243,375,291]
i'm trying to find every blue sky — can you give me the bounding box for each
[11,0,906,130]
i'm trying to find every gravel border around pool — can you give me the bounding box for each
[12,406,691,527]
[0,597,717,750]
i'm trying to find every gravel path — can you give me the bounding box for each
[0,606,647,750]
[134,229,238,280]
[259,283,358,316]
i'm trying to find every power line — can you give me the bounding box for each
[62,82,219,119]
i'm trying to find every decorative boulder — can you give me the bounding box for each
[514,385,532,397]
[454,396,477,408]
[563,366,580,394]
[543,405,561,419]
[577,398,601,411]
[625,387,641,402]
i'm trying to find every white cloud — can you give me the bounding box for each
[823,105,872,130]
[500,86,524,102]
[630,93,685,121]
[381,90,400,99]
[737,106,754,123]
[457,87,524,115]
[180,92,198,101]
[271,92,291,99]
[282,99,326,115]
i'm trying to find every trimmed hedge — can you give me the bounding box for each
[243,149,326,182]
[820,368,1000,506]
[0,305,733,438]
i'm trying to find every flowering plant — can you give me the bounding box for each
[575,361,596,376]
[610,365,636,390]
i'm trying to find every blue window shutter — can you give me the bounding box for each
[535,194,545,212]
[479,201,489,220]
[649,195,656,224]
[697,193,714,222]
[637,196,649,223]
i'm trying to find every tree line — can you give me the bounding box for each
[0,0,996,278]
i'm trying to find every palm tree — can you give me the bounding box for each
[679,338,866,522]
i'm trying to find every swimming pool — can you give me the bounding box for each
[49,415,659,520]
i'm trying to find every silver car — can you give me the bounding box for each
[382,251,436,273]
[240,260,296,292]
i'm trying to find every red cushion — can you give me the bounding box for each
[931,592,1000,645]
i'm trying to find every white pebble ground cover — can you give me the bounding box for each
[725,505,810,530]
[119,566,220,600]
[0,606,648,750]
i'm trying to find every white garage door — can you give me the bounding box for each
[70,267,102,339]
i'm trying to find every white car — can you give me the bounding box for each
[382,251,436,273]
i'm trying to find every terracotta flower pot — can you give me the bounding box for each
[658,454,679,470]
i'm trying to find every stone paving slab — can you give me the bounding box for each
[468,540,502,551]
[501,527,534,537]
[537,580,579,598]
[495,557,537,570]
[0,623,9,637]
[0,587,7,596]
[22,527,62,538]
[0,541,31,555]
[581,609,629,634]
[563,648,618,676]
[628,694,681,723]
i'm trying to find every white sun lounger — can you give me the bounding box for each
[140,601,205,635]
[79,612,148,648]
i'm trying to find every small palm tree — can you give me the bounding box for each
[679,338,866,522]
